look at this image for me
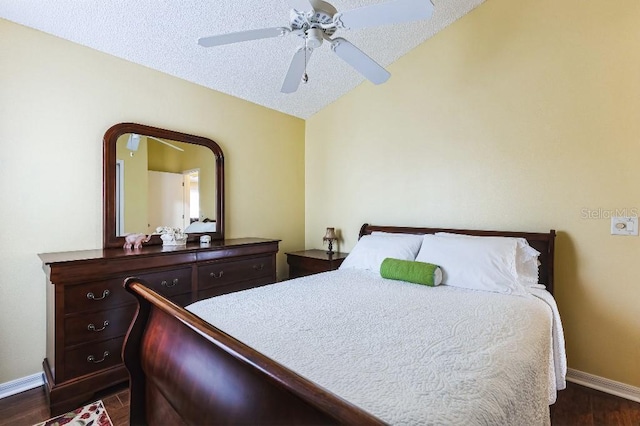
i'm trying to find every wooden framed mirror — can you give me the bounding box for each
[103,122,224,248]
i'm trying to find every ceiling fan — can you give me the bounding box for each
[198,0,435,93]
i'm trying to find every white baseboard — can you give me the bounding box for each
[0,373,44,400]
[2,369,638,404]
[567,368,640,403]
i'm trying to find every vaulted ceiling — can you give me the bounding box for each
[0,0,484,119]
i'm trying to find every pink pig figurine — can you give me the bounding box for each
[123,233,151,249]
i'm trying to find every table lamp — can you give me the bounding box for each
[323,227,337,255]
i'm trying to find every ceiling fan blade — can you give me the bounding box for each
[334,0,434,30]
[281,47,313,94]
[331,38,390,85]
[198,27,289,47]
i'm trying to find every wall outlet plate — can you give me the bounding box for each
[611,216,638,236]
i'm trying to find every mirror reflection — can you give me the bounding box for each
[115,133,217,237]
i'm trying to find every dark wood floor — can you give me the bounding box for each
[0,381,638,425]
[550,382,640,425]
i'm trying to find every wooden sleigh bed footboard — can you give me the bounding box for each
[122,277,385,426]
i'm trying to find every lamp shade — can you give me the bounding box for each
[323,227,337,241]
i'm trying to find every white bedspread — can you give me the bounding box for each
[187,269,566,426]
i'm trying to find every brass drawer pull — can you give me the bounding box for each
[161,278,179,288]
[86,290,110,301]
[87,320,109,332]
[253,263,265,271]
[210,271,224,279]
[87,351,110,364]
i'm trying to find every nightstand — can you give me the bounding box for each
[286,249,349,279]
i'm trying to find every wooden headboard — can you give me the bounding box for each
[359,224,556,294]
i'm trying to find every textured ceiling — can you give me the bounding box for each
[0,0,484,119]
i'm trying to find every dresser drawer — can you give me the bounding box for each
[197,275,275,300]
[64,278,135,314]
[198,256,274,291]
[64,305,136,347]
[136,267,192,298]
[63,337,124,381]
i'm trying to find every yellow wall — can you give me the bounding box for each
[2,0,639,391]
[306,0,640,388]
[0,19,305,383]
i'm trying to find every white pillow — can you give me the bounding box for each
[415,234,528,296]
[434,232,540,284]
[339,234,423,272]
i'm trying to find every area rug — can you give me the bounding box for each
[34,399,113,426]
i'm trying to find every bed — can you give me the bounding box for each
[122,224,565,425]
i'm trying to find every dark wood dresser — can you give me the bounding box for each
[39,238,279,415]
[286,249,348,278]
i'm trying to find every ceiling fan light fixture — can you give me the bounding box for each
[306,28,324,48]
[127,133,141,152]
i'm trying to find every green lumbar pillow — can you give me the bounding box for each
[380,258,443,287]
